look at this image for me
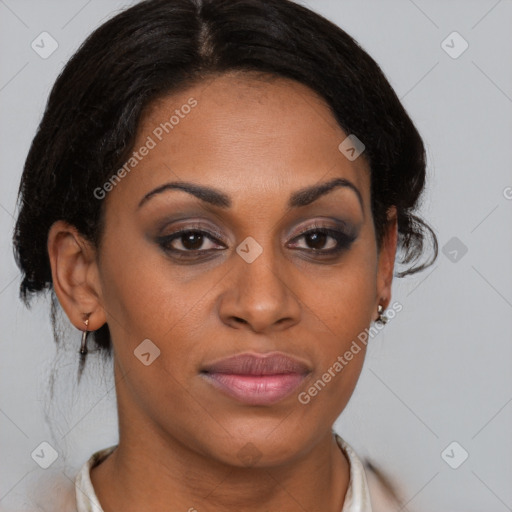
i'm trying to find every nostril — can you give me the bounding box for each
[233,317,247,324]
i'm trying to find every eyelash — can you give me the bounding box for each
[156,222,356,260]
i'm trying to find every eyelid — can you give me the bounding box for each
[289,218,356,238]
[158,220,229,244]
[159,218,354,240]
[154,216,358,259]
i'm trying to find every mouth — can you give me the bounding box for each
[200,352,311,406]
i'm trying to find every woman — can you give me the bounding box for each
[13,0,438,510]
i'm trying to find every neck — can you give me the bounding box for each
[92,432,349,512]
[90,369,350,512]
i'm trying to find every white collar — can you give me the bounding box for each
[75,435,372,511]
[335,435,373,512]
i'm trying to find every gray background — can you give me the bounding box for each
[1,0,511,510]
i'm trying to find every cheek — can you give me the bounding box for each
[99,217,378,357]
[97,225,166,341]
[304,247,377,337]
[97,212,377,409]
[97,225,216,367]
[298,285,370,422]
[296,245,376,407]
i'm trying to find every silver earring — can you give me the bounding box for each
[376,304,388,325]
[80,318,89,355]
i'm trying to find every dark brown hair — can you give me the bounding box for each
[13,0,437,358]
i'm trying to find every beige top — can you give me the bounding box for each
[74,434,374,511]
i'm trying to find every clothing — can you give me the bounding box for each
[74,434,373,511]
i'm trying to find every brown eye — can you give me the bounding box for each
[180,231,207,250]
[303,231,334,250]
[157,228,226,258]
[288,225,357,256]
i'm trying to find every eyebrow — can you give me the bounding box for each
[137,177,364,212]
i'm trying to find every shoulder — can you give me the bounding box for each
[364,462,404,512]
[335,434,403,512]
[10,467,78,512]
[74,445,117,512]
[13,446,117,512]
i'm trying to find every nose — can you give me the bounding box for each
[217,240,302,334]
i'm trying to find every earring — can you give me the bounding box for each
[80,317,90,355]
[376,303,388,325]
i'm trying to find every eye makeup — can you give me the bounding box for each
[154,216,359,263]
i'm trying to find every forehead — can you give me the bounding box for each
[107,72,370,214]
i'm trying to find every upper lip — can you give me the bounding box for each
[201,352,311,376]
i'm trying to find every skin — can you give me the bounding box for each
[48,72,397,512]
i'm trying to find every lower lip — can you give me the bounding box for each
[202,373,307,405]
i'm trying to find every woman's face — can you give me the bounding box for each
[70,73,396,466]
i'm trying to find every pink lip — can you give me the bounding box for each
[200,352,311,405]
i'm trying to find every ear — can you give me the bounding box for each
[47,220,106,332]
[375,206,398,317]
